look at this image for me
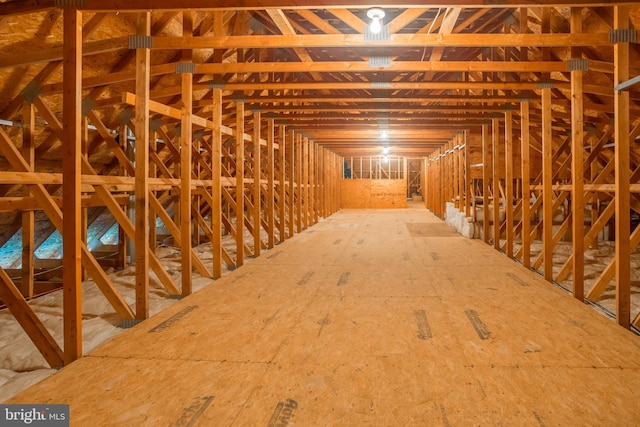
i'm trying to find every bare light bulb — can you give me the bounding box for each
[370,17,382,34]
[367,8,385,35]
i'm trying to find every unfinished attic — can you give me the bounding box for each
[1,0,640,424]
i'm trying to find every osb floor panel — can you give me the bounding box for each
[7,207,640,426]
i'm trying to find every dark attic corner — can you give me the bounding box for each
[0,1,639,425]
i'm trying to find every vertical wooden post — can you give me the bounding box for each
[253,110,262,256]
[542,87,554,282]
[149,128,157,253]
[211,89,223,278]
[287,129,295,238]
[492,118,500,250]
[505,111,514,258]
[520,101,531,269]
[118,124,128,270]
[81,117,88,281]
[453,140,459,209]
[614,5,631,328]
[296,133,303,233]
[302,136,309,229]
[310,141,316,224]
[62,7,83,364]
[235,102,245,267]
[267,118,275,248]
[278,125,286,242]
[180,11,194,294]
[134,11,151,315]
[482,125,490,244]
[570,7,585,301]
[21,103,35,298]
[464,131,471,217]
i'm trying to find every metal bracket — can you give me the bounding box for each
[150,118,164,132]
[54,0,86,6]
[176,62,196,74]
[128,35,153,49]
[566,58,589,72]
[81,97,96,117]
[517,92,534,102]
[20,82,42,105]
[209,80,226,89]
[369,56,392,68]
[121,319,142,329]
[609,28,637,43]
[117,108,135,125]
[536,80,555,89]
[364,24,391,42]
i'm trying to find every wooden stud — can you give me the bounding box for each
[235,102,245,266]
[0,268,64,368]
[149,129,157,253]
[277,125,286,242]
[62,7,83,365]
[81,117,89,282]
[614,5,631,328]
[253,110,262,256]
[303,136,309,229]
[520,101,531,269]
[482,125,490,244]
[211,89,223,278]
[310,140,316,224]
[492,118,500,250]
[21,102,35,298]
[134,11,151,317]
[542,87,554,282]
[180,73,193,295]
[505,111,514,258]
[570,7,585,301]
[287,129,295,239]
[267,118,275,248]
[296,133,303,233]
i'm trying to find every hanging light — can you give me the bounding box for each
[383,155,389,163]
[367,8,385,34]
[382,146,390,155]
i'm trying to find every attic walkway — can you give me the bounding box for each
[7,206,640,425]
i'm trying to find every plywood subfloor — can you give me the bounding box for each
[7,207,640,426]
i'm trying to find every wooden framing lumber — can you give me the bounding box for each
[542,87,554,282]
[253,110,262,256]
[482,124,490,244]
[278,126,287,242]
[21,102,35,298]
[505,111,514,258]
[236,101,245,267]
[492,118,500,250]
[267,119,276,248]
[0,268,64,368]
[212,89,223,278]
[570,7,585,301]
[62,8,83,364]
[614,5,631,328]
[520,101,531,269]
[134,11,151,318]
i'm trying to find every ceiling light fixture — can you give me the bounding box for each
[382,146,390,155]
[367,8,385,34]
